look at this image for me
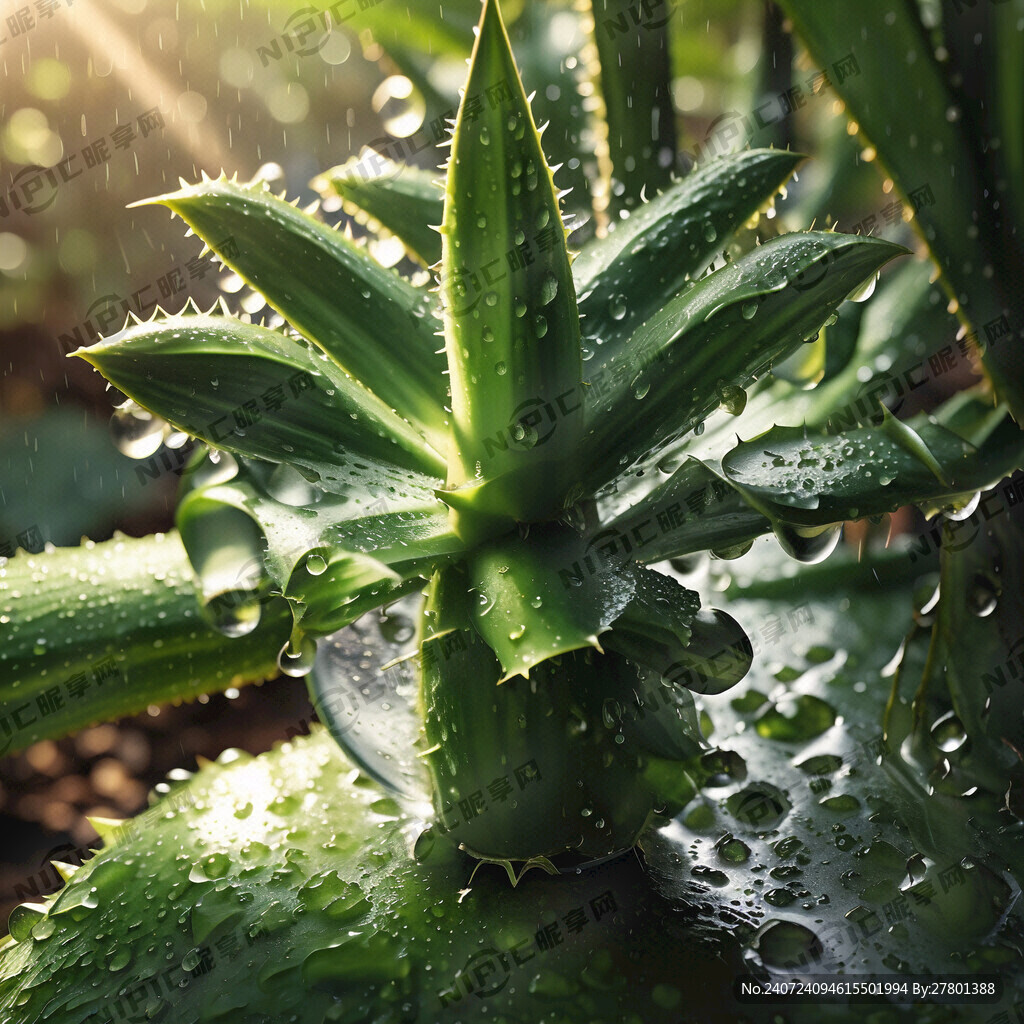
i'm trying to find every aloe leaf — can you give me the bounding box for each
[133,176,448,445]
[313,158,444,268]
[605,457,772,564]
[778,0,1024,421]
[603,570,753,698]
[586,0,676,215]
[177,455,463,640]
[720,412,1024,529]
[441,0,583,534]
[582,232,908,488]
[575,149,802,368]
[0,533,290,755]
[75,311,447,486]
[420,567,682,860]
[465,523,637,680]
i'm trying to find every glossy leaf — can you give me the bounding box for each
[465,522,637,680]
[779,0,1024,421]
[440,0,583,535]
[313,157,444,268]
[603,569,753,697]
[721,412,1024,528]
[0,533,291,754]
[420,568,691,860]
[582,232,908,488]
[75,311,447,487]
[575,149,802,374]
[176,455,463,640]
[604,457,771,564]
[134,176,448,446]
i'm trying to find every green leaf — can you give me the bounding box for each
[720,413,1024,528]
[603,569,753,698]
[586,0,676,215]
[582,231,908,488]
[75,311,447,486]
[420,567,687,860]
[778,0,1024,421]
[441,0,583,534]
[575,149,802,374]
[604,457,772,564]
[176,455,463,640]
[133,175,448,446]
[313,158,444,268]
[0,533,290,754]
[465,522,636,680]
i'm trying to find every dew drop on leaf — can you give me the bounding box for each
[110,403,166,460]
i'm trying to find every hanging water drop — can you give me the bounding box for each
[110,403,166,459]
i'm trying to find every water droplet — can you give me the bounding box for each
[494,361,507,376]
[931,711,967,753]
[941,491,980,522]
[608,295,627,321]
[756,920,822,969]
[278,635,318,678]
[110,403,166,459]
[539,271,558,305]
[756,695,837,742]
[740,300,758,320]
[967,572,998,617]
[773,522,842,565]
[201,591,263,639]
[305,553,328,576]
[703,223,718,243]
[847,273,878,303]
[715,381,747,416]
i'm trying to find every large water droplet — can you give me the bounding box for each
[278,635,319,677]
[715,380,747,416]
[110,403,166,459]
[201,591,263,639]
[847,273,878,303]
[756,920,822,969]
[539,271,559,305]
[773,522,842,564]
[608,295,627,321]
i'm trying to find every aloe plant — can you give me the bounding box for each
[3,0,1024,1020]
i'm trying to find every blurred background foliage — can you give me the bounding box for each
[0,0,976,920]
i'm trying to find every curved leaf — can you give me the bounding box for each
[575,149,803,373]
[0,533,290,754]
[721,412,1024,528]
[313,157,444,268]
[605,457,772,564]
[581,231,908,489]
[441,0,583,534]
[177,456,463,640]
[602,568,753,697]
[465,522,637,680]
[75,311,448,486]
[133,176,448,446]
